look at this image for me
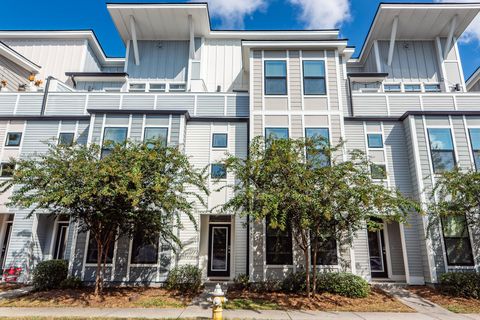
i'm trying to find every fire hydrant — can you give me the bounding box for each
[210,283,227,320]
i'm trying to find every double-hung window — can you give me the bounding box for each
[58,132,74,146]
[427,128,456,173]
[371,164,387,179]
[469,128,480,171]
[266,217,293,265]
[311,235,338,265]
[265,61,287,95]
[303,60,326,95]
[144,127,168,148]
[86,232,115,264]
[305,128,330,167]
[442,215,474,266]
[101,127,128,158]
[130,230,159,264]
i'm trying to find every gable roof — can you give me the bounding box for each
[0,40,41,73]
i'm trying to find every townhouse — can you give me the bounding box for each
[0,2,479,285]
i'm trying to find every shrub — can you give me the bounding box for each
[60,276,83,289]
[439,272,480,299]
[316,272,370,298]
[165,265,202,294]
[281,270,307,292]
[233,273,250,290]
[249,280,281,293]
[32,260,68,291]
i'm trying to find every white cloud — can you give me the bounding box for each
[288,0,351,29]
[435,0,480,43]
[192,0,267,29]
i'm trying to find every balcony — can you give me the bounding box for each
[0,92,249,118]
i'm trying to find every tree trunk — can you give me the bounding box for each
[94,234,104,297]
[312,237,318,296]
[304,246,311,298]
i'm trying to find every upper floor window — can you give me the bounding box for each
[424,84,441,92]
[384,84,401,92]
[367,134,383,148]
[149,84,166,92]
[266,217,293,265]
[469,128,480,171]
[5,132,22,147]
[371,163,387,180]
[427,128,455,173]
[305,128,330,167]
[129,83,146,92]
[265,128,289,141]
[212,133,228,148]
[101,127,128,158]
[169,84,186,92]
[144,127,168,148]
[303,60,326,95]
[265,60,287,95]
[442,215,474,266]
[58,132,74,146]
[404,84,421,92]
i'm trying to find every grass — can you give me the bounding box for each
[409,286,480,314]
[224,298,281,310]
[0,318,201,320]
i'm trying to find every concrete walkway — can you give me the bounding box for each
[0,306,479,319]
[0,285,33,299]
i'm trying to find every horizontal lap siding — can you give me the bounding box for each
[20,121,60,157]
[353,96,388,116]
[389,96,421,117]
[253,51,262,111]
[327,51,339,110]
[289,51,301,111]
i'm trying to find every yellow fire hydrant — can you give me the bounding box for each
[210,283,227,320]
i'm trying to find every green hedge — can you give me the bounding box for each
[165,265,202,294]
[439,272,480,299]
[32,260,68,291]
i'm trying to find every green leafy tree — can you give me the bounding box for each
[221,136,418,297]
[1,140,208,296]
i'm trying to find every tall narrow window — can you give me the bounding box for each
[442,216,474,266]
[265,217,293,265]
[469,128,480,171]
[53,222,69,260]
[58,133,74,146]
[303,60,326,95]
[305,128,330,167]
[427,128,456,173]
[86,233,115,264]
[144,127,168,148]
[101,127,128,158]
[265,61,287,95]
[130,230,159,264]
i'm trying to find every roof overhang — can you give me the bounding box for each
[0,41,41,73]
[467,66,480,91]
[0,30,124,67]
[348,72,388,82]
[65,72,128,83]
[241,40,350,71]
[355,2,480,63]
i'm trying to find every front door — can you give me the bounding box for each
[208,224,231,277]
[368,229,388,278]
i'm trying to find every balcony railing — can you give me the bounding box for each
[0,92,249,118]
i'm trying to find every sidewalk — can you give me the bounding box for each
[0,306,479,320]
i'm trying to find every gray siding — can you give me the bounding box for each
[83,45,101,72]
[0,56,30,91]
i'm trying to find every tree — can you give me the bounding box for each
[1,140,208,296]
[221,136,418,297]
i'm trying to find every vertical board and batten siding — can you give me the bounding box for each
[377,40,440,83]
[202,39,248,92]
[126,40,188,81]
[0,56,30,91]
[3,39,87,82]
[83,45,102,72]
[363,47,378,73]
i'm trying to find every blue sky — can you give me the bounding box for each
[1,0,480,79]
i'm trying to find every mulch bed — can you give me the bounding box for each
[225,287,414,312]
[0,287,194,308]
[409,286,480,314]
[0,283,25,292]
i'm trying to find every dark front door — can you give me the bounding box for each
[208,224,231,277]
[368,229,388,278]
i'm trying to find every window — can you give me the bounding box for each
[169,84,186,92]
[442,216,474,266]
[305,128,330,167]
[367,134,383,148]
[0,163,14,177]
[384,84,401,92]
[58,133,74,146]
[129,83,146,92]
[53,222,69,260]
[212,133,228,148]
[311,236,338,265]
[265,128,289,141]
[469,128,480,171]
[303,60,326,95]
[86,233,115,264]
[404,84,421,92]
[101,127,128,158]
[424,84,441,92]
[265,60,287,95]
[130,230,159,264]
[211,163,226,179]
[371,164,387,179]
[5,132,21,147]
[428,128,456,173]
[144,127,168,148]
[149,84,166,92]
[266,217,293,265]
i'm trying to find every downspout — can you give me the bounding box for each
[246,118,250,276]
[40,76,53,116]
[347,76,354,117]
